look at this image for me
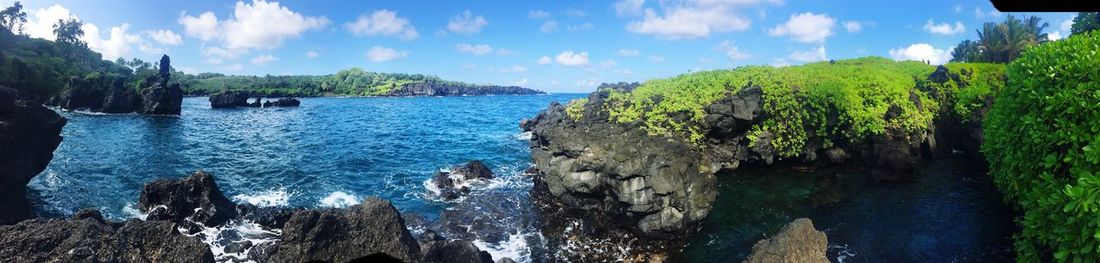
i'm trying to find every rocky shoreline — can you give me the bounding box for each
[520,65,998,260]
[47,55,183,115]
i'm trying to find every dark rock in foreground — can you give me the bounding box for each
[743,218,828,263]
[421,238,494,263]
[431,160,495,200]
[0,216,214,262]
[0,87,66,225]
[270,197,423,262]
[138,171,238,226]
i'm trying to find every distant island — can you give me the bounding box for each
[177,69,545,97]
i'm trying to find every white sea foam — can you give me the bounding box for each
[472,232,536,263]
[233,188,291,207]
[515,131,533,140]
[830,243,857,263]
[121,202,157,220]
[319,191,359,208]
[179,219,281,263]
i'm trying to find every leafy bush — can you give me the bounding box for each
[983,31,1100,262]
[566,98,588,121]
[604,56,938,157]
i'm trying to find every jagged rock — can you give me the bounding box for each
[266,98,300,107]
[0,88,66,225]
[0,217,214,262]
[928,65,950,83]
[209,91,252,108]
[139,83,182,115]
[270,197,422,262]
[58,77,106,111]
[138,170,237,226]
[743,218,828,263]
[72,208,106,224]
[421,240,494,263]
[101,78,139,113]
[431,160,495,200]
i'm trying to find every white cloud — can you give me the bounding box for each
[204,46,240,59]
[843,21,862,33]
[305,51,319,58]
[496,65,527,73]
[25,4,76,40]
[81,23,140,60]
[344,10,418,40]
[446,10,488,35]
[1048,31,1063,41]
[138,43,165,55]
[648,55,665,63]
[889,43,951,64]
[768,12,836,43]
[496,48,517,56]
[147,29,183,45]
[789,46,827,62]
[715,40,749,60]
[514,78,529,86]
[540,20,558,33]
[618,48,640,57]
[627,6,751,39]
[456,43,493,55]
[923,19,965,35]
[178,11,220,41]
[615,0,645,16]
[365,46,407,62]
[529,10,551,19]
[221,63,243,72]
[567,23,594,32]
[537,56,553,65]
[600,59,618,68]
[576,78,599,88]
[555,51,589,67]
[251,54,277,65]
[1061,17,1074,32]
[179,0,329,52]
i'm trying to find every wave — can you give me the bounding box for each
[121,202,157,220]
[319,191,359,208]
[515,131,532,140]
[472,231,540,263]
[180,219,281,263]
[232,188,292,207]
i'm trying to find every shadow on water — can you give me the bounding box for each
[683,154,1017,263]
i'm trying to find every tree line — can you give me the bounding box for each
[950,12,1099,63]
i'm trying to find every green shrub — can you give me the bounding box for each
[604,56,938,157]
[566,98,588,121]
[983,31,1100,262]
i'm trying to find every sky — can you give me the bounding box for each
[4,0,1080,93]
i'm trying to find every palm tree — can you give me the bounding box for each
[975,15,1048,63]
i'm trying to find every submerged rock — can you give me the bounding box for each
[138,170,238,226]
[431,160,495,200]
[0,216,214,262]
[270,197,423,262]
[0,87,66,225]
[743,218,828,263]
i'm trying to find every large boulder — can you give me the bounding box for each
[743,218,828,263]
[421,239,494,263]
[209,91,252,108]
[101,78,139,113]
[57,77,106,111]
[0,216,214,262]
[0,87,66,225]
[138,171,237,226]
[265,98,300,107]
[269,197,422,262]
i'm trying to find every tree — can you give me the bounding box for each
[972,15,1048,63]
[52,18,86,49]
[950,40,982,63]
[0,2,26,34]
[1071,12,1100,35]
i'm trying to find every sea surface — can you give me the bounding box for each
[29,95,1015,262]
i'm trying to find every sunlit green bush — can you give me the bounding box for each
[983,31,1100,262]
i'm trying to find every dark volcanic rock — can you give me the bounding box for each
[270,197,422,262]
[526,93,717,234]
[138,170,238,226]
[431,160,495,200]
[743,218,828,263]
[0,88,66,225]
[139,82,182,115]
[266,97,300,107]
[0,217,214,262]
[101,78,139,113]
[58,77,106,111]
[209,91,252,108]
[386,81,544,96]
[421,239,494,263]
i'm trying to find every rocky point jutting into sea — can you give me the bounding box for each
[47,55,183,115]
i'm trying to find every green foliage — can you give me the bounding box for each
[0,25,132,99]
[982,31,1100,262]
[52,18,85,49]
[181,67,493,97]
[604,56,938,156]
[973,15,1050,63]
[942,63,1006,120]
[0,1,27,34]
[1071,12,1099,35]
[566,98,588,121]
[950,40,983,63]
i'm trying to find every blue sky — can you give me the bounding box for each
[6,0,1079,93]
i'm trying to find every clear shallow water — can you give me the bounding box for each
[683,156,1016,262]
[28,95,583,261]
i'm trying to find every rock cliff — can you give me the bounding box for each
[0,87,66,225]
